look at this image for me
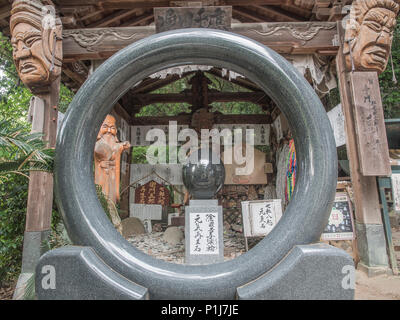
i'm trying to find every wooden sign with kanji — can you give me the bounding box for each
[134,180,170,206]
[350,72,391,176]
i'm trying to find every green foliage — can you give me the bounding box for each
[137,77,192,117]
[58,84,75,114]
[207,73,264,114]
[95,184,112,221]
[0,33,32,127]
[0,120,54,182]
[379,16,400,119]
[321,87,341,112]
[0,173,27,285]
[131,146,150,164]
[136,73,264,117]
[23,273,36,300]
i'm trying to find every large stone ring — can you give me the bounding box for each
[55,28,338,299]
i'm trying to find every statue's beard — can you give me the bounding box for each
[101,132,117,140]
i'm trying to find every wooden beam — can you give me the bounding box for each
[233,8,265,23]
[0,4,11,20]
[132,72,195,94]
[62,67,85,86]
[120,11,153,27]
[62,21,338,61]
[113,102,132,121]
[249,5,303,22]
[131,113,272,125]
[63,25,154,61]
[79,9,106,22]
[280,3,312,19]
[231,21,338,55]
[57,0,291,9]
[87,9,139,27]
[128,91,267,106]
[206,68,262,92]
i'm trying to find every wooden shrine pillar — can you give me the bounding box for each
[337,52,391,276]
[10,1,63,298]
[336,0,399,276]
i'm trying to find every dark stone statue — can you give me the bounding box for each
[182,147,225,199]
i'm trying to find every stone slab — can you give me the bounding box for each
[237,243,355,300]
[35,246,148,300]
[130,203,162,221]
[185,200,224,265]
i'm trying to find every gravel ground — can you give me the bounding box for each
[127,229,259,264]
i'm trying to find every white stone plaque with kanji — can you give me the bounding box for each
[242,200,283,237]
[189,212,219,255]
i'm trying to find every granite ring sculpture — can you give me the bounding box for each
[55,29,338,299]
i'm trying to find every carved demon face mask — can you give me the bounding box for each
[345,4,398,74]
[11,22,49,88]
[355,8,396,73]
[10,0,62,95]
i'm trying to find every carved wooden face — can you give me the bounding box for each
[99,116,117,138]
[11,22,49,88]
[348,8,397,73]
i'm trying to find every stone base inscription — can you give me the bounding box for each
[185,200,224,265]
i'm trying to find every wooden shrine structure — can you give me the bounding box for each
[2,0,399,295]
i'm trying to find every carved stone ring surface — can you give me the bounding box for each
[55,28,337,299]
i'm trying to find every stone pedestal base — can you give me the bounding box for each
[35,246,148,300]
[355,222,390,276]
[357,262,392,277]
[34,243,353,300]
[237,243,355,300]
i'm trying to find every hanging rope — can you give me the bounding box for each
[345,38,356,73]
[49,33,62,73]
[285,139,297,203]
[390,51,397,84]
